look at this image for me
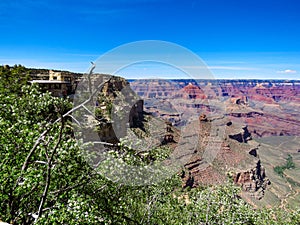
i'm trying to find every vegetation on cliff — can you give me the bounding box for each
[274,154,295,177]
[0,65,300,224]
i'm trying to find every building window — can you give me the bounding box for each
[53,76,57,80]
[53,84,61,89]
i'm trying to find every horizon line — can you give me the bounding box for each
[2,64,299,81]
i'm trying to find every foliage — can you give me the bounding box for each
[285,154,295,169]
[274,165,285,177]
[113,138,172,166]
[0,81,93,223]
[0,65,30,95]
[0,65,102,224]
[95,94,113,120]
[274,154,295,177]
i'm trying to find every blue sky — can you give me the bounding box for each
[0,0,300,79]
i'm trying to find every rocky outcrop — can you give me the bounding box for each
[228,111,264,118]
[228,125,252,143]
[177,83,207,99]
[101,76,131,99]
[94,76,144,142]
[130,79,181,99]
[228,111,300,138]
[234,160,270,200]
[199,113,208,122]
[181,115,270,199]
[130,79,300,138]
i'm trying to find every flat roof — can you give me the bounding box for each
[30,80,70,84]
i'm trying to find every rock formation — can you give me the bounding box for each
[80,76,145,143]
[177,82,207,99]
[130,79,300,138]
[89,77,298,202]
[228,124,252,143]
[234,160,270,200]
[181,115,270,200]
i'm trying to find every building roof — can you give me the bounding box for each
[30,80,70,84]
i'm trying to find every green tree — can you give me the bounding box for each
[0,66,104,224]
[286,154,295,169]
[0,65,30,95]
[274,154,295,177]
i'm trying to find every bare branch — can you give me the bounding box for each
[88,62,96,97]
[93,141,115,146]
[35,68,109,221]
[67,114,81,125]
[21,126,52,172]
[50,174,92,196]
[36,117,64,221]
[34,161,48,165]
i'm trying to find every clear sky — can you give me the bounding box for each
[0,0,300,79]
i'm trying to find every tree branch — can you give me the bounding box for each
[36,117,64,221]
[21,126,52,172]
[50,173,92,196]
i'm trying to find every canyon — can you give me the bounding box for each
[128,78,300,207]
[29,68,300,208]
[129,79,300,138]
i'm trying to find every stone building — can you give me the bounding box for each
[30,70,78,97]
